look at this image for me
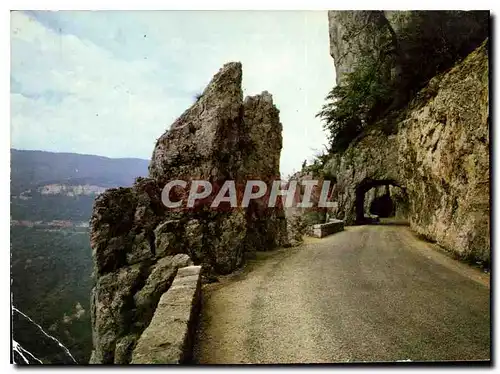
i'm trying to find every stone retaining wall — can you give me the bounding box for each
[311,220,345,238]
[131,265,202,364]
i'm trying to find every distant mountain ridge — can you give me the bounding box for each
[11,148,150,195]
[11,149,150,222]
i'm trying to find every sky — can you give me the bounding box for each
[10,10,336,178]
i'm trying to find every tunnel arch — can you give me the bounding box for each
[354,178,407,223]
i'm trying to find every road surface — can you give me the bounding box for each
[193,223,490,363]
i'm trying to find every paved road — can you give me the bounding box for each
[193,223,490,363]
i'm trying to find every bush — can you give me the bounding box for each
[193,92,203,102]
[317,54,393,153]
[302,149,332,177]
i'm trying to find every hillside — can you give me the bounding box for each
[10,149,149,363]
[11,149,149,194]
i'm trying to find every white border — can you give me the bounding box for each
[2,1,497,373]
[3,0,498,10]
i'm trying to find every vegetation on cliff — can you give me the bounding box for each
[318,11,488,153]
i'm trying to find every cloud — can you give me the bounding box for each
[10,10,335,177]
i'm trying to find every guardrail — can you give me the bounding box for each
[131,265,202,364]
[311,219,345,238]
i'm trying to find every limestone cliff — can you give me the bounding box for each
[324,40,489,263]
[328,11,394,85]
[399,43,489,262]
[89,62,288,363]
[328,10,489,105]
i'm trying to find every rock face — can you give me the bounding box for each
[147,62,287,273]
[89,251,192,364]
[328,10,489,94]
[398,43,489,262]
[328,11,394,85]
[149,63,244,185]
[324,128,401,224]
[242,92,289,252]
[325,41,489,263]
[89,62,288,363]
[282,169,342,244]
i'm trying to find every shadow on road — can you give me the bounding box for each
[353,218,410,226]
[375,218,410,226]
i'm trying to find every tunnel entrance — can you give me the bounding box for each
[369,187,394,218]
[355,179,408,224]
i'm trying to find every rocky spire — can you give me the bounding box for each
[89,62,288,363]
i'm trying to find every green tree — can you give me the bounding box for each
[317,54,393,153]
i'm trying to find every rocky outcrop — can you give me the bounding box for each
[146,62,287,273]
[149,63,244,185]
[325,41,489,263]
[89,252,192,364]
[328,11,394,85]
[328,10,489,99]
[242,92,289,252]
[89,62,288,363]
